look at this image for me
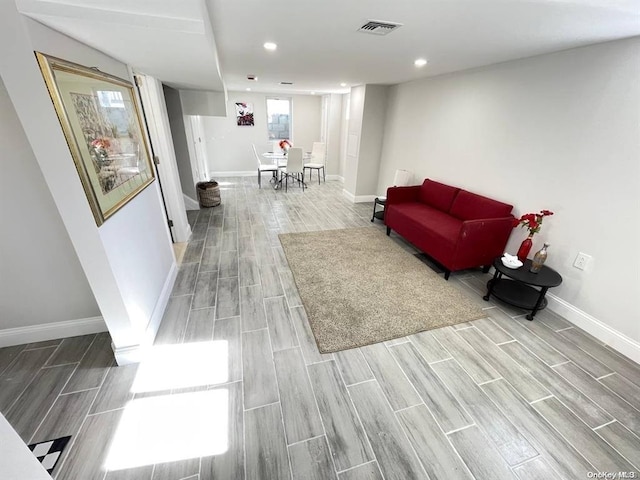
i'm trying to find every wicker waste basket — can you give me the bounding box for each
[196,181,221,208]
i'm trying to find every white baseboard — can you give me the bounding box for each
[326,175,344,183]
[210,171,256,177]
[182,194,199,210]
[112,344,142,366]
[354,194,378,203]
[546,293,640,364]
[341,189,378,203]
[0,316,107,348]
[114,260,179,365]
[342,189,355,203]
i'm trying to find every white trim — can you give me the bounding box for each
[183,194,200,211]
[114,260,178,365]
[112,344,142,366]
[210,171,256,177]
[341,190,377,203]
[546,293,640,364]
[0,316,107,348]
[326,175,344,183]
[354,194,378,203]
[342,189,355,202]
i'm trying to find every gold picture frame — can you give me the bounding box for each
[35,52,155,226]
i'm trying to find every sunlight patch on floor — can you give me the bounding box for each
[105,389,229,470]
[131,341,229,393]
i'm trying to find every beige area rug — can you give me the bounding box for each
[279,227,487,353]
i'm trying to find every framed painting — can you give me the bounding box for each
[235,102,254,126]
[35,52,155,226]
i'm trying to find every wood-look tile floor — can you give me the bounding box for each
[1,177,639,480]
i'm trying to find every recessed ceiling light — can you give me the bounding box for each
[414,58,428,67]
[246,87,251,91]
[263,42,277,51]
[340,83,347,87]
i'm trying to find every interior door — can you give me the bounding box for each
[134,73,191,243]
[189,115,209,182]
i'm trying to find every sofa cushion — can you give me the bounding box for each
[389,202,462,245]
[449,190,513,221]
[418,179,460,213]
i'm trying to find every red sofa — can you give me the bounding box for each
[385,179,514,279]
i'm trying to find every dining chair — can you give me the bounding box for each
[281,147,304,192]
[253,144,278,188]
[303,142,326,184]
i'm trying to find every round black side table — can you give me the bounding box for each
[371,197,386,222]
[483,258,562,320]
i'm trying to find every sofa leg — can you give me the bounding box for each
[482,265,491,274]
[444,271,451,281]
[386,226,391,236]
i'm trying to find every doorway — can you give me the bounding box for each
[134,73,191,243]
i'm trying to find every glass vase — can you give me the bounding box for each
[530,243,550,273]
[517,235,533,262]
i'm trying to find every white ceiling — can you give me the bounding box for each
[16,0,224,91]
[16,0,640,95]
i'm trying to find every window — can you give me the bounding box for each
[97,90,125,109]
[266,97,291,140]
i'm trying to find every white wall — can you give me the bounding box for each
[0,78,100,330]
[292,94,323,154]
[356,85,389,196]
[0,10,175,360]
[343,85,389,199]
[0,413,51,480]
[344,85,365,194]
[377,38,640,353]
[202,91,322,174]
[179,89,227,116]
[164,85,197,200]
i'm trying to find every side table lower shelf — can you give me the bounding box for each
[371,197,386,223]
[486,279,548,313]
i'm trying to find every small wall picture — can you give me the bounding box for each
[235,102,254,126]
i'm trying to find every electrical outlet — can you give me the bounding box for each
[573,252,592,270]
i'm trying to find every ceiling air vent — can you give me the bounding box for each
[247,74,258,81]
[358,20,403,36]
[280,81,294,85]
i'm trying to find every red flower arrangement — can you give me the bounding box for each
[279,139,292,151]
[514,209,554,236]
[91,138,111,150]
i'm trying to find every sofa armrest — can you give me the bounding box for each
[386,185,420,205]
[454,217,515,268]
